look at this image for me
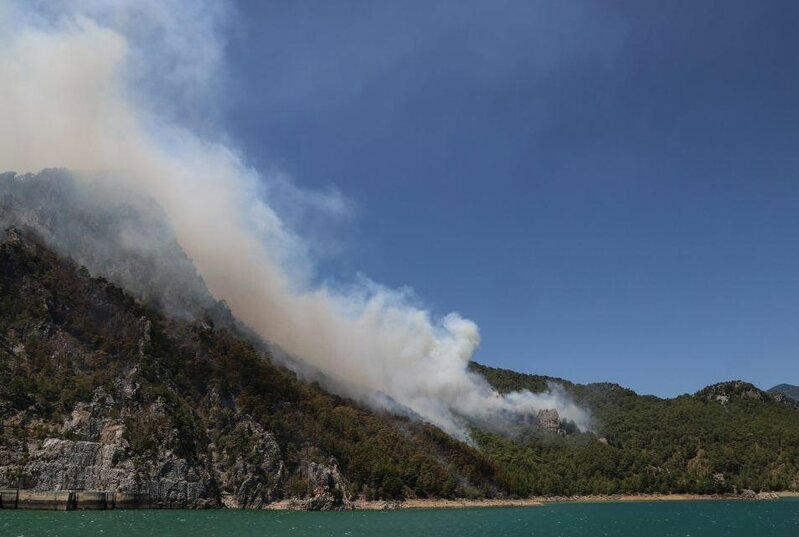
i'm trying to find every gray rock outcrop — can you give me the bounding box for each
[0,388,216,508]
[536,409,560,433]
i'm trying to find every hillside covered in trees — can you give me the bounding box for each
[1,171,798,507]
[3,226,798,507]
[769,384,799,401]
[0,227,502,507]
[471,363,799,496]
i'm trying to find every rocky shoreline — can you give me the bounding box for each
[2,489,796,511]
[346,491,799,510]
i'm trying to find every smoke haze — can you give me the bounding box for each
[0,1,590,436]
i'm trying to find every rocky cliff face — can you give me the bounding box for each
[0,227,355,508]
[211,411,284,508]
[535,409,560,433]
[0,226,503,507]
[0,387,352,508]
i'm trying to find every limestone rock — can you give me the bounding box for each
[214,418,283,508]
[536,409,560,433]
[285,452,353,511]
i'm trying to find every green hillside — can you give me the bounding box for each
[769,384,799,401]
[2,223,798,506]
[0,227,503,506]
[471,363,799,496]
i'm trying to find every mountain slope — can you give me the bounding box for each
[472,363,799,495]
[0,170,219,321]
[2,227,798,504]
[0,227,504,507]
[769,384,799,401]
[2,170,798,504]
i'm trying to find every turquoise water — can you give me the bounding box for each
[2,500,798,537]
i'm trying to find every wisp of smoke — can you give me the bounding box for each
[0,1,590,437]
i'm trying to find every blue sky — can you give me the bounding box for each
[225,1,799,396]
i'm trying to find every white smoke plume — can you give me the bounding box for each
[0,1,590,437]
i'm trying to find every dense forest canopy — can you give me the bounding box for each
[472,363,799,495]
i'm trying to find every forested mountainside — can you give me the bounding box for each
[3,229,798,508]
[0,170,218,321]
[769,384,799,401]
[0,227,503,508]
[2,170,798,509]
[471,363,799,496]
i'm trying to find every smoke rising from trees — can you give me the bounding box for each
[0,1,590,437]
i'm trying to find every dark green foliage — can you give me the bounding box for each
[769,384,799,401]
[201,330,503,499]
[3,227,797,501]
[473,363,799,495]
[0,228,503,500]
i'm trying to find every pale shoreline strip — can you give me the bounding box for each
[347,491,799,510]
[262,491,799,511]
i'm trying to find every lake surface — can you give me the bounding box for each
[2,499,798,537]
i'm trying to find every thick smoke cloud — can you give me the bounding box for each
[0,1,590,437]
